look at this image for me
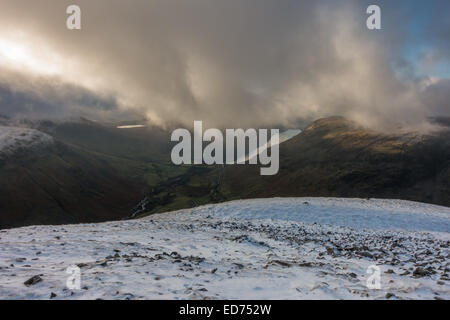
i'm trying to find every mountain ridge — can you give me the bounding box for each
[0,116,449,228]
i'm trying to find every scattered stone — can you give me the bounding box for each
[360,251,374,259]
[299,262,312,267]
[272,260,291,267]
[413,267,431,278]
[400,270,410,276]
[120,242,137,246]
[24,275,43,287]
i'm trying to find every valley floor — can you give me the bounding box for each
[0,198,449,300]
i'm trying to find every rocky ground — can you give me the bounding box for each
[0,198,449,300]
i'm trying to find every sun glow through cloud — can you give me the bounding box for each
[0,33,65,76]
[0,30,115,105]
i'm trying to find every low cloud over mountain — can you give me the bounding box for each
[0,0,449,130]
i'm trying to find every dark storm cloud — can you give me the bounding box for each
[0,69,133,120]
[0,0,448,130]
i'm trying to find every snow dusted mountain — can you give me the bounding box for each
[0,126,53,158]
[1,117,449,228]
[0,198,449,300]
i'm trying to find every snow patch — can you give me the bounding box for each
[0,126,54,157]
[192,198,450,234]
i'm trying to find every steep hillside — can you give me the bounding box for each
[0,141,146,229]
[222,117,450,205]
[0,120,176,229]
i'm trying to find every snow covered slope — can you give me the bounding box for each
[0,126,53,158]
[0,198,449,300]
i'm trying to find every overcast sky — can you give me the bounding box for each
[0,0,449,130]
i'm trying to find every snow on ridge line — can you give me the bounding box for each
[0,126,54,156]
[152,197,450,234]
